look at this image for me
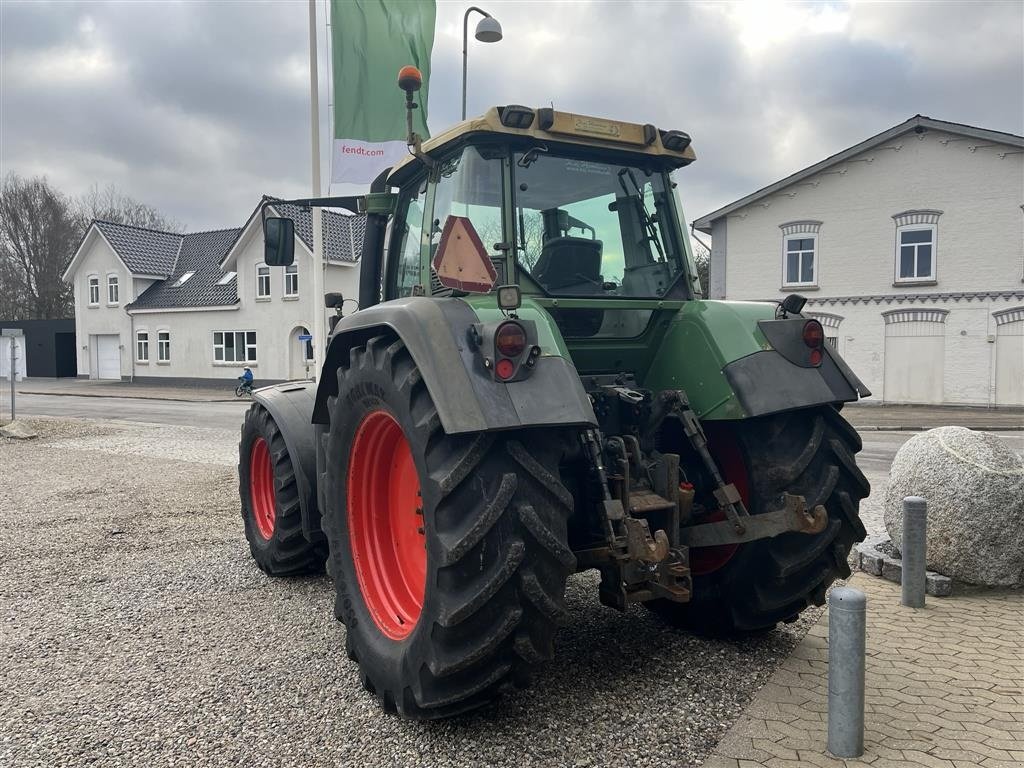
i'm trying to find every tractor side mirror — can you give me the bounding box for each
[264,217,295,267]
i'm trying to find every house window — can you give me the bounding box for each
[88,276,100,306]
[217,271,236,286]
[157,330,170,362]
[284,264,299,297]
[214,331,257,363]
[897,227,936,281]
[256,264,271,298]
[892,210,942,283]
[826,336,838,349]
[783,235,816,286]
[107,275,119,305]
[173,271,195,287]
[136,331,149,362]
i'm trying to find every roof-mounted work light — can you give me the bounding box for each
[660,130,692,152]
[499,105,535,129]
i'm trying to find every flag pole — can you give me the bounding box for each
[308,0,326,381]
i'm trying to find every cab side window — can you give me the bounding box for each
[390,180,429,299]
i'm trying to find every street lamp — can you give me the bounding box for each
[462,6,503,120]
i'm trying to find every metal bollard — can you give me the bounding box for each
[828,586,866,758]
[901,496,927,608]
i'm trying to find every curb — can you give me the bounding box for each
[18,390,242,404]
[854,535,953,596]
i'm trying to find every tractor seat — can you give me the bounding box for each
[533,236,603,292]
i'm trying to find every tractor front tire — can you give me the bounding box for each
[648,405,869,634]
[321,335,576,719]
[239,404,327,576]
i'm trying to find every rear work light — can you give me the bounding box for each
[495,321,527,358]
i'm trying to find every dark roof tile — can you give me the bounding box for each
[127,228,242,310]
[94,220,182,276]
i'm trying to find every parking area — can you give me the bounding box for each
[3,411,1020,767]
[2,416,821,768]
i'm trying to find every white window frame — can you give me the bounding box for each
[136,330,150,363]
[213,330,257,364]
[157,330,170,363]
[87,275,100,306]
[781,233,817,288]
[106,274,119,305]
[284,264,299,298]
[895,224,937,283]
[173,271,196,287]
[256,264,271,299]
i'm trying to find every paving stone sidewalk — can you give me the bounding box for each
[704,574,1023,768]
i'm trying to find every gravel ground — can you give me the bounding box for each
[3,418,830,768]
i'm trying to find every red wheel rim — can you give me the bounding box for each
[347,410,425,640]
[689,425,751,576]
[249,436,276,540]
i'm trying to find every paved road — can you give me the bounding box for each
[12,392,1023,468]
[10,392,251,431]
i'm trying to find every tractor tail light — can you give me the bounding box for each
[495,358,515,380]
[802,320,824,348]
[803,319,824,367]
[495,322,527,358]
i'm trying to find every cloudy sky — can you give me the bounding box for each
[2,0,1022,232]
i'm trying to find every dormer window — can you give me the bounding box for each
[173,271,196,287]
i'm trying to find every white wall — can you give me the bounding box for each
[711,128,1024,405]
[128,228,360,382]
[719,130,1023,301]
[71,233,133,379]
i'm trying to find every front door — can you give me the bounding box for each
[289,327,313,380]
[95,335,121,380]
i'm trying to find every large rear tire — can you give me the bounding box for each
[239,404,327,576]
[648,405,869,634]
[322,335,576,719]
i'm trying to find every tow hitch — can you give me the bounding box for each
[681,492,828,547]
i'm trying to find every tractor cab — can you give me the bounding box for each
[379,103,702,345]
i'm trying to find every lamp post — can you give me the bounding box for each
[462,6,502,120]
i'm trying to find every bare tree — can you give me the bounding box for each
[79,184,184,232]
[0,174,81,319]
[692,240,710,299]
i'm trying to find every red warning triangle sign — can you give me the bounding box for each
[431,216,498,294]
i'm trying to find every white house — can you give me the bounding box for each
[693,115,1024,407]
[62,197,364,383]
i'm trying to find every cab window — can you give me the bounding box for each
[388,179,428,299]
[428,145,506,293]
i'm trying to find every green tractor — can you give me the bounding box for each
[238,67,870,719]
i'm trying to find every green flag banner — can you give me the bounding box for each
[330,0,435,185]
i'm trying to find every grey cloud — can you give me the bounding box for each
[1,0,1021,233]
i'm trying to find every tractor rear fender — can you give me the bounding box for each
[251,381,321,542]
[312,296,598,435]
[645,300,871,420]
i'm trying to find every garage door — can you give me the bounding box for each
[994,309,1024,406]
[95,335,121,380]
[882,309,947,404]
